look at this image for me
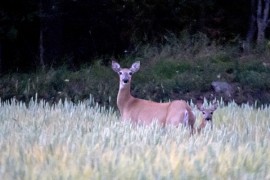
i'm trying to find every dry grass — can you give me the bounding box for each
[0,97,269,179]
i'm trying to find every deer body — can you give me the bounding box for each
[112,61,195,133]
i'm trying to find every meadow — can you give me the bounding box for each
[0,96,269,180]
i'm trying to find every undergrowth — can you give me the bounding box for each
[1,35,270,106]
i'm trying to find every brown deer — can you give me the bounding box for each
[197,102,218,133]
[112,60,195,134]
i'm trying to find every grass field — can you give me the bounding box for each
[0,97,269,179]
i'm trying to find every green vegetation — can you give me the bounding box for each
[0,98,269,179]
[1,37,270,105]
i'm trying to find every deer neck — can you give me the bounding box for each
[117,83,134,113]
[197,118,206,133]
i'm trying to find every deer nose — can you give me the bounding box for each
[123,79,129,83]
[206,118,211,121]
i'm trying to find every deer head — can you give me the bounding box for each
[112,61,140,89]
[197,101,218,122]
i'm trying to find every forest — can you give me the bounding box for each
[0,0,269,72]
[0,0,270,105]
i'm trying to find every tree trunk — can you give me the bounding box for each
[39,28,45,70]
[0,42,2,74]
[39,0,64,68]
[246,0,270,48]
[246,0,256,45]
[39,0,45,69]
[256,0,270,45]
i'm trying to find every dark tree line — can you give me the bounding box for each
[0,0,269,73]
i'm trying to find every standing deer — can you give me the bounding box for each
[197,102,218,133]
[112,60,195,134]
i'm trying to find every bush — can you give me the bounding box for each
[238,71,270,90]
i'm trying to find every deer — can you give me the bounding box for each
[196,101,218,133]
[112,60,196,134]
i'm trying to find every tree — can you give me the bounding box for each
[39,0,45,70]
[246,0,270,48]
[38,0,64,68]
[256,0,270,45]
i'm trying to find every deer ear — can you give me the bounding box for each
[130,61,140,73]
[212,102,218,110]
[196,103,204,111]
[112,61,121,73]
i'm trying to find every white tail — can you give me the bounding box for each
[197,101,218,133]
[112,60,195,134]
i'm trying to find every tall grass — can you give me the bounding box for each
[0,97,269,179]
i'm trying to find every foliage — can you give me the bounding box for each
[0,98,269,179]
[238,71,270,90]
[1,36,270,105]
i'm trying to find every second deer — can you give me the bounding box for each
[197,102,218,133]
[112,60,196,134]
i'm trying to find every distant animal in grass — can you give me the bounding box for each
[197,101,218,133]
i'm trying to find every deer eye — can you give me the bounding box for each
[202,112,205,114]
[210,112,213,115]
[119,72,122,75]
[129,72,133,75]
